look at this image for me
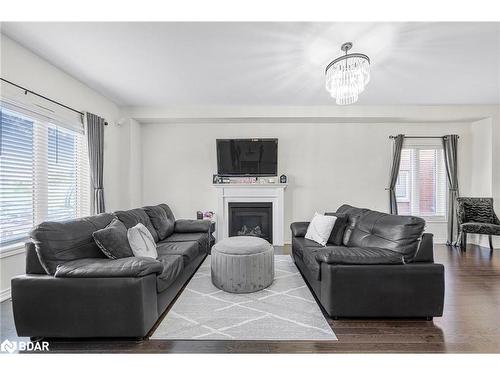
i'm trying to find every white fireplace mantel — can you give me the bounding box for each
[213,183,287,246]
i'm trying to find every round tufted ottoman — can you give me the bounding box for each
[211,236,274,293]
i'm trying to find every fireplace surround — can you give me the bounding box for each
[213,183,287,245]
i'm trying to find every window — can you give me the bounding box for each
[0,106,90,251]
[395,170,410,202]
[396,141,447,220]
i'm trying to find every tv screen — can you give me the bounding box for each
[217,138,278,176]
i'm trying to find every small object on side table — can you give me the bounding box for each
[201,211,216,252]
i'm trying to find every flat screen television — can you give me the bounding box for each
[216,138,278,177]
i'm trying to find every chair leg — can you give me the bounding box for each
[489,235,494,251]
[461,232,467,252]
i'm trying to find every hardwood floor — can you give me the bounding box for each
[2,244,499,353]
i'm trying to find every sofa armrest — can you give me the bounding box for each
[54,257,163,278]
[174,219,211,233]
[319,262,445,318]
[412,233,434,263]
[290,222,310,237]
[11,274,158,338]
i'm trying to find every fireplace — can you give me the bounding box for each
[228,202,273,243]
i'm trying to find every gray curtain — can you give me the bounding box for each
[442,134,459,245]
[86,112,106,214]
[388,134,405,215]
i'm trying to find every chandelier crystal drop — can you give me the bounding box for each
[325,42,370,105]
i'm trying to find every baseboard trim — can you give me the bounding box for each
[0,288,11,302]
[433,238,447,245]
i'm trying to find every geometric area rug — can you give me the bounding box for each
[151,255,337,340]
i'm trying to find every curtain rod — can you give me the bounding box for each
[1,77,108,125]
[389,135,459,139]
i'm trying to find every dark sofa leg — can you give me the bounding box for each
[489,235,494,251]
[461,232,467,252]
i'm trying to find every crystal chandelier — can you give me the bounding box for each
[325,42,370,105]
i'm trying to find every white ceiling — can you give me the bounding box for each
[2,22,499,106]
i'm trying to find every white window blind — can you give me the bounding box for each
[396,140,447,220]
[0,106,90,251]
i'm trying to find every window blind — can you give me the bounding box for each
[0,109,35,246]
[0,106,90,250]
[396,141,447,219]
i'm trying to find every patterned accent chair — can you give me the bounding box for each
[456,197,500,251]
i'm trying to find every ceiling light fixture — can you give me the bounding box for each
[325,42,370,105]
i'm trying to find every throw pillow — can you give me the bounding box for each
[325,212,349,245]
[305,212,337,246]
[127,223,158,259]
[92,218,134,259]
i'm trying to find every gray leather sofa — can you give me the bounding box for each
[11,203,214,338]
[291,204,445,319]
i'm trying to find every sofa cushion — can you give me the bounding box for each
[315,246,405,266]
[54,257,163,278]
[302,246,405,280]
[143,205,174,240]
[325,212,349,245]
[292,236,324,260]
[156,254,184,292]
[30,213,114,275]
[156,240,200,265]
[92,218,134,259]
[113,208,159,242]
[335,205,371,245]
[337,205,425,261]
[159,203,176,221]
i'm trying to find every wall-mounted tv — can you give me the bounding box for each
[216,138,278,177]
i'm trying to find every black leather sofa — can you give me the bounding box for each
[291,204,445,319]
[11,203,214,338]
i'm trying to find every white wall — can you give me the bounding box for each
[141,121,478,244]
[469,117,500,248]
[127,119,143,207]
[492,110,500,217]
[470,118,493,196]
[0,34,133,300]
